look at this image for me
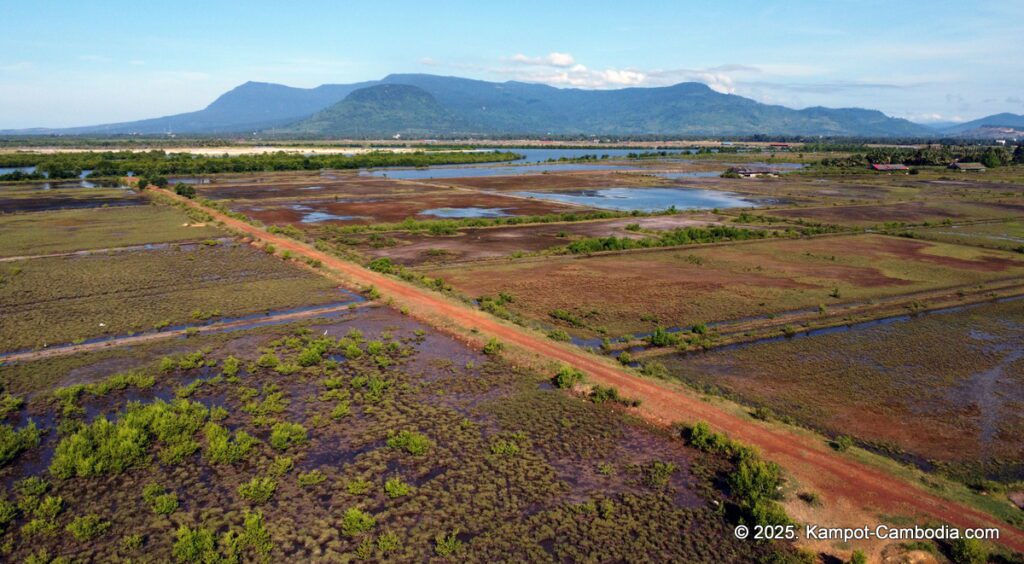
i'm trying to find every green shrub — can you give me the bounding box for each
[849,551,867,564]
[645,327,680,347]
[269,422,308,451]
[490,439,521,457]
[640,361,668,379]
[298,470,327,488]
[434,530,463,557]
[203,423,256,465]
[241,510,273,557]
[50,399,208,478]
[384,476,412,498]
[0,499,18,530]
[589,385,640,407]
[346,478,373,495]
[831,435,855,452]
[0,392,24,417]
[948,537,988,564]
[377,530,401,554]
[268,456,294,477]
[66,514,111,541]
[482,338,503,355]
[386,430,431,456]
[341,507,376,536]
[173,525,216,562]
[121,533,144,552]
[151,492,179,515]
[0,421,41,466]
[547,329,571,342]
[221,356,241,378]
[256,352,280,369]
[237,476,277,504]
[641,460,677,488]
[551,366,584,389]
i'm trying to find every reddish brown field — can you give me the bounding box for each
[194,176,443,200]
[767,199,1024,226]
[350,213,738,266]
[427,234,1024,337]
[232,191,592,226]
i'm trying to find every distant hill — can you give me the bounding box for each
[5,73,937,138]
[941,113,1024,135]
[280,84,465,136]
[13,81,378,135]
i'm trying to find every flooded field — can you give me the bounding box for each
[513,187,759,212]
[659,299,1024,482]
[0,306,786,562]
[0,186,142,213]
[232,192,590,226]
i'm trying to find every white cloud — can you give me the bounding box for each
[510,52,576,68]
[909,113,965,123]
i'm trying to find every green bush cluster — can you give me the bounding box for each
[142,483,179,515]
[551,366,585,389]
[386,430,431,456]
[269,422,308,451]
[66,514,111,541]
[341,507,376,537]
[384,476,413,498]
[50,399,209,478]
[0,421,41,467]
[203,422,257,465]
[565,225,768,254]
[237,476,277,504]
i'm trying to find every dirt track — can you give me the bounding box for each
[1,301,368,364]
[157,187,1024,553]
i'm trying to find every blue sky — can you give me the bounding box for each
[1,0,1022,128]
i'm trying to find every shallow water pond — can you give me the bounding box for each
[513,187,757,212]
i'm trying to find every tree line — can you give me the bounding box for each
[0,150,520,179]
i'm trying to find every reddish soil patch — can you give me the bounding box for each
[802,235,1023,272]
[356,214,731,266]
[195,176,439,200]
[770,200,1024,226]
[233,192,592,225]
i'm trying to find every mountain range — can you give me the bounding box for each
[6,74,1020,138]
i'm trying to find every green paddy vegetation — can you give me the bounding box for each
[0,244,339,352]
[429,234,1024,339]
[909,220,1024,253]
[0,309,795,562]
[0,205,221,257]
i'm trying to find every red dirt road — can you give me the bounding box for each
[159,188,1024,553]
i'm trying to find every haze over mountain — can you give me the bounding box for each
[939,113,1024,135]
[6,74,943,138]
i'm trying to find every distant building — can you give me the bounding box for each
[730,166,780,178]
[769,143,791,149]
[948,162,986,172]
[869,163,909,172]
